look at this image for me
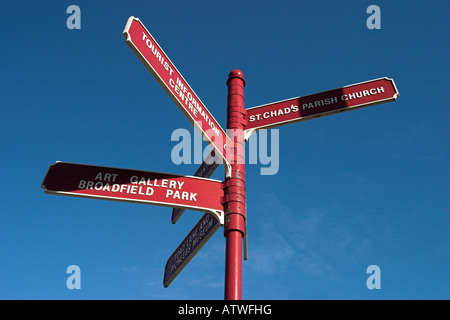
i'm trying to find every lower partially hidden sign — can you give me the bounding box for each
[164,213,220,287]
[42,162,224,224]
[172,150,219,224]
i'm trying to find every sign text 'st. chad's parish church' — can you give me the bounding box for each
[245,77,398,138]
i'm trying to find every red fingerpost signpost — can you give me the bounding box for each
[41,15,399,300]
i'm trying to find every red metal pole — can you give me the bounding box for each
[224,70,246,300]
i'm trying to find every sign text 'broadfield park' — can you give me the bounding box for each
[42,162,224,223]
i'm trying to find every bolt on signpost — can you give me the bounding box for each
[41,16,399,300]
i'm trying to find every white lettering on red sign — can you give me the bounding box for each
[341,86,385,101]
[248,86,386,123]
[77,172,198,202]
[140,31,220,138]
[141,32,174,76]
[248,104,299,122]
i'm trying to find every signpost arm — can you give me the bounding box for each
[224,70,246,300]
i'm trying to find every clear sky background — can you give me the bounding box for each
[0,0,448,300]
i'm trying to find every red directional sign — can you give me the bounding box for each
[123,16,230,174]
[171,150,219,224]
[245,77,399,138]
[42,162,224,223]
[164,213,220,287]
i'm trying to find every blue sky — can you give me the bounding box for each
[0,0,448,299]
